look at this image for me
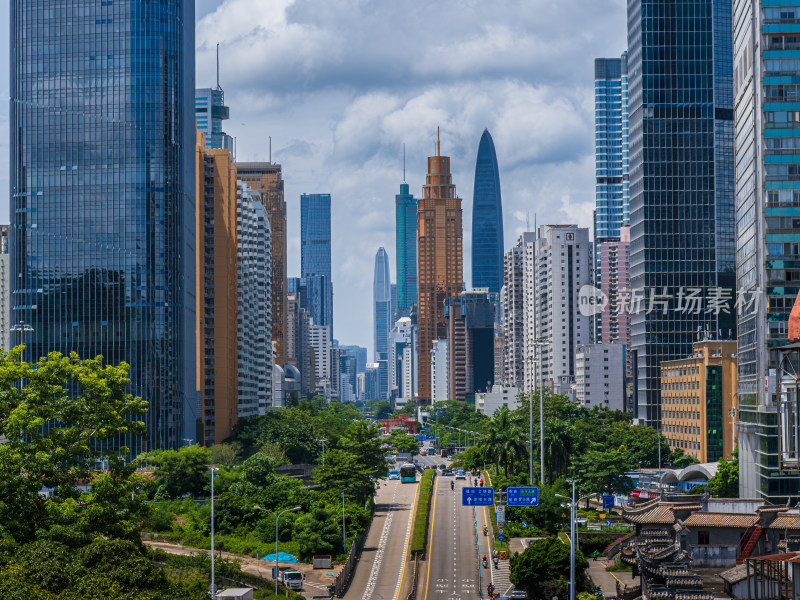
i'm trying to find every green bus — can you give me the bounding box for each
[400,463,417,483]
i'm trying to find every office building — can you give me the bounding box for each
[301,194,333,334]
[237,185,273,416]
[340,345,368,374]
[236,162,288,370]
[309,323,332,397]
[660,341,737,463]
[417,137,464,403]
[502,232,535,389]
[196,136,239,445]
[471,129,504,294]
[574,343,626,411]
[446,290,498,401]
[195,87,233,153]
[431,339,450,403]
[598,225,632,379]
[286,292,315,398]
[389,316,417,406]
[396,183,418,314]
[529,225,592,394]
[374,247,392,399]
[628,0,736,427]
[476,385,520,417]
[287,275,332,335]
[340,353,357,403]
[10,0,196,452]
[0,227,10,352]
[364,363,381,402]
[733,0,800,501]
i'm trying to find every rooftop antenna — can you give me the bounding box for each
[216,43,220,90]
[437,127,440,156]
[526,211,530,231]
[269,136,272,164]
[234,136,237,162]
[403,143,406,182]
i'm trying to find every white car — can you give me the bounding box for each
[455,470,466,480]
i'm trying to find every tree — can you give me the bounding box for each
[510,536,589,599]
[294,505,342,561]
[571,449,634,501]
[708,447,738,498]
[670,448,700,469]
[150,444,212,499]
[389,430,420,455]
[210,442,242,466]
[482,407,527,476]
[365,399,392,420]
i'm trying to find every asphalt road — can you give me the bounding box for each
[418,473,484,600]
[344,477,417,600]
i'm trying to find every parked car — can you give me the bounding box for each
[510,590,527,600]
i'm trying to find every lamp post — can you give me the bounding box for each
[209,467,218,598]
[729,407,738,456]
[317,438,327,469]
[342,489,347,553]
[254,505,302,595]
[530,339,549,486]
[557,481,597,600]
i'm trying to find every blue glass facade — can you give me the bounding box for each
[471,130,504,294]
[300,194,333,334]
[287,274,332,337]
[10,0,197,451]
[195,88,233,153]
[374,247,392,399]
[628,0,736,426]
[395,183,417,314]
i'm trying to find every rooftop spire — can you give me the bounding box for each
[437,127,440,156]
[216,42,220,90]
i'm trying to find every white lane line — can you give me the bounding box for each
[391,484,414,600]
[361,483,397,600]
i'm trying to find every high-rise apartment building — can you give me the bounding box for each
[529,225,592,394]
[598,225,632,381]
[502,232,535,389]
[195,87,233,153]
[628,0,736,427]
[310,323,332,397]
[575,343,626,412]
[373,247,392,400]
[301,194,334,335]
[236,162,288,370]
[431,339,450,403]
[0,227,10,352]
[389,316,417,405]
[471,130,504,294]
[286,292,315,398]
[417,138,464,403]
[10,0,197,452]
[396,183,418,314]
[733,0,800,501]
[196,135,238,445]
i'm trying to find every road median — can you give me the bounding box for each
[409,469,435,559]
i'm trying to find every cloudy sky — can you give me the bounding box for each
[0,0,627,358]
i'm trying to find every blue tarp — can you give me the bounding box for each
[262,552,298,563]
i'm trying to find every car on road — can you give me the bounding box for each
[444,469,454,476]
[420,450,427,456]
[455,469,466,480]
[510,590,527,599]
[388,470,400,480]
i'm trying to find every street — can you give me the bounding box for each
[343,475,418,600]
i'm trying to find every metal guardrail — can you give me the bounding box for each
[333,498,375,597]
[405,553,420,600]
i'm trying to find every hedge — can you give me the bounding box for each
[409,469,435,558]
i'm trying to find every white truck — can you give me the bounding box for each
[272,566,304,590]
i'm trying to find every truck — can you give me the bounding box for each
[271,566,304,590]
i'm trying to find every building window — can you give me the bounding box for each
[698,531,710,545]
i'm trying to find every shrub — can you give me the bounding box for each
[409,470,435,557]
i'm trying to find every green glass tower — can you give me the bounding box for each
[395,183,417,314]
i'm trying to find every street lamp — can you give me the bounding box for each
[209,467,218,598]
[529,339,549,486]
[557,480,597,600]
[253,505,302,595]
[729,407,738,456]
[317,438,327,469]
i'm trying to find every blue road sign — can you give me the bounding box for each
[602,494,615,510]
[498,534,505,542]
[507,487,539,506]
[425,434,435,440]
[461,487,494,506]
[416,434,425,441]
[522,521,528,528]
[424,428,429,434]
[606,520,611,527]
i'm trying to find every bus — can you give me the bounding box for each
[400,463,417,483]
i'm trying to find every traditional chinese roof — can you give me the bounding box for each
[766,513,800,530]
[683,512,759,529]
[719,564,748,585]
[623,503,703,525]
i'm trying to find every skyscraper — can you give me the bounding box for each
[195,88,233,153]
[734,1,800,502]
[628,0,736,426]
[196,134,238,445]
[502,232,535,389]
[417,135,464,403]
[10,0,197,452]
[396,183,418,314]
[471,130,504,294]
[446,290,498,401]
[0,226,10,352]
[287,275,333,336]
[236,162,288,372]
[373,248,392,400]
[301,194,334,335]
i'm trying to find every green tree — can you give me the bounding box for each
[150,444,212,500]
[571,449,634,501]
[708,447,739,498]
[294,505,342,561]
[510,536,589,599]
[670,448,700,469]
[482,406,527,476]
[210,442,242,466]
[389,430,420,455]
[365,399,392,419]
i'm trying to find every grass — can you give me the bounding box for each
[605,561,632,572]
[409,469,435,558]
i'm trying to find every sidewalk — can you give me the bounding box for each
[587,558,637,598]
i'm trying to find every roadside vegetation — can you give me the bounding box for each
[409,469,435,557]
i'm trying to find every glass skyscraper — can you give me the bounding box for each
[396,182,417,315]
[373,247,392,400]
[195,87,233,153]
[734,0,800,502]
[628,0,736,427]
[10,0,197,452]
[300,193,333,334]
[471,130,504,294]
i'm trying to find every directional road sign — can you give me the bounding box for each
[507,486,539,506]
[425,434,436,440]
[416,434,425,441]
[602,494,615,510]
[461,487,494,506]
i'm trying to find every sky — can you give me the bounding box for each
[0,0,628,359]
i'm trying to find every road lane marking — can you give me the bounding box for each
[361,483,398,600]
[482,505,494,585]
[423,476,439,600]
[393,479,419,600]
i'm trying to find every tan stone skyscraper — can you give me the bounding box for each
[236,162,288,369]
[417,134,463,403]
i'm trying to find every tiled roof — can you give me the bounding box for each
[766,513,800,530]
[719,564,748,585]
[683,512,759,529]
[624,503,703,525]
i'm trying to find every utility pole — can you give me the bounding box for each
[209,467,218,598]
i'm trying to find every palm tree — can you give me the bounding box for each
[482,407,528,476]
